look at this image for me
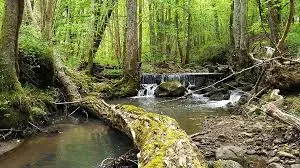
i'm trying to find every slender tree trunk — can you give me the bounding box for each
[148,1,156,57]
[124,0,140,94]
[25,0,40,30]
[138,0,143,63]
[87,0,116,73]
[229,0,234,46]
[233,0,241,50]
[43,0,56,41]
[232,0,251,71]
[0,0,24,92]
[276,0,295,54]
[113,7,122,65]
[268,0,281,45]
[212,2,220,41]
[175,0,184,64]
[183,0,192,65]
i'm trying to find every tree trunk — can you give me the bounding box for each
[148,1,156,57]
[229,0,234,46]
[268,0,281,45]
[138,0,143,63]
[232,0,251,71]
[0,0,24,92]
[175,0,184,64]
[124,0,140,95]
[43,0,56,41]
[25,0,40,30]
[276,0,295,54]
[113,6,122,65]
[212,2,220,41]
[183,0,192,66]
[87,0,116,73]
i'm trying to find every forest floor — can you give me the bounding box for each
[192,115,300,168]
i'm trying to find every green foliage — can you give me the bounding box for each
[193,43,230,65]
[19,25,54,87]
[19,25,52,58]
[287,25,300,57]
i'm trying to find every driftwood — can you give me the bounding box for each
[264,89,300,131]
[53,52,205,168]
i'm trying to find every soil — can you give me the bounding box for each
[192,115,300,168]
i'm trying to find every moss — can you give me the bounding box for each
[0,86,54,129]
[121,105,202,167]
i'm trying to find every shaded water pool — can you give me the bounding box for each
[0,122,133,168]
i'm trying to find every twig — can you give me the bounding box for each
[53,100,82,105]
[28,121,44,132]
[68,107,80,117]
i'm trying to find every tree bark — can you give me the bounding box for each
[175,0,184,63]
[43,0,56,41]
[268,0,281,45]
[25,0,40,30]
[113,6,122,65]
[124,0,140,95]
[138,0,143,63]
[148,1,156,57]
[183,0,192,66]
[0,0,24,92]
[232,0,251,71]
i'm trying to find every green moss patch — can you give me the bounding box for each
[0,86,54,129]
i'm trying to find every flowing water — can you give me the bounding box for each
[0,121,133,168]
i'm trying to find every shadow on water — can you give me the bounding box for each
[0,121,134,168]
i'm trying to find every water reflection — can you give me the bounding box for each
[0,122,133,168]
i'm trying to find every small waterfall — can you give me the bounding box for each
[201,90,242,108]
[137,84,158,97]
[137,73,223,98]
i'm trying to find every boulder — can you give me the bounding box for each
[215,146,246,164]
[155,80,187,97]
[213,160,243,168]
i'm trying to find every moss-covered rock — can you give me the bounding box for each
[155,80,187,97]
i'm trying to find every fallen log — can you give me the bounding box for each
[264,89,300,131]
[265,103,300,131]
[53,52,205,168]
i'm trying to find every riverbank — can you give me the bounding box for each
[191,115,300,168]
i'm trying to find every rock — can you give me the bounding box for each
[267,163,285,168]
[213,160,243,168]
[215,146,246,164]
[277,151,296,159]
[154,80,187,97]
[267,157,281,164]
[291,164,300,168]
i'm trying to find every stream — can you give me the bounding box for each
[0,121,133,168]
[0,73,241,167]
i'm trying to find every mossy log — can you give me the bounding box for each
[53,53,206,168]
